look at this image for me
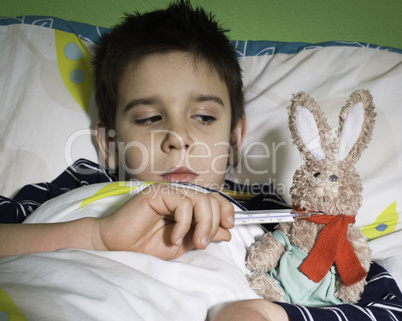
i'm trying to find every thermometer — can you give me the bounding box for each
[234,209,321,225]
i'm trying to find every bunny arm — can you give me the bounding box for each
[280,220,322,254]
[248,271,286,302]
[246,231,286,273]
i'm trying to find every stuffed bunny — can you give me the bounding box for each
[246,90,375,306]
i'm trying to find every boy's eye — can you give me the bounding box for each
[193,114,216,124]
[135,115,162,126]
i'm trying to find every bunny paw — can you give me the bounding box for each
[248,272,285,302]
[335,280,367,304]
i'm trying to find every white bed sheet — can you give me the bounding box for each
[0,182,264,320]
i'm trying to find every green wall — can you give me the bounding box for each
[1,0,402,49]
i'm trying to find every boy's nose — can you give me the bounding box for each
[160,127,192,153]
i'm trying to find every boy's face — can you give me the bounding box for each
[97,51,245,188]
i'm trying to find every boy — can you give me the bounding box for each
[0,0,246,260]
[0,1,401,320]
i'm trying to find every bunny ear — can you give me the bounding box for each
[288,92,332,162]
[338,90,376,163]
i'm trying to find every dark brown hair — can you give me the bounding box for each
[93,0,244,131]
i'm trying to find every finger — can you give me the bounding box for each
[147,185,214,249]
[178,189,234,249]
[174,226,232,258]
[208,192,235,229]
[144,185,194,246]
[158,190,195,246]
[191,192,215,249]
[159,187,233,249]
[206,195,222,241]
[166,187,215,249]
[169,195,195,246]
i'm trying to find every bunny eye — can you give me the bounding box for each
[313,172,321,178]
[329,174,338,182]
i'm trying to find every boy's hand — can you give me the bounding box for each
[95,184,235,260]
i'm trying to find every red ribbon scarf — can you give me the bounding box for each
[294,206,367,286]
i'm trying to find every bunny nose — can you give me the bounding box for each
[314,186,325,196]
[314,185,338,196]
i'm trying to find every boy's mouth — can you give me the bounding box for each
[161,167,198,183]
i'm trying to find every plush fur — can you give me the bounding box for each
[246,90,376,304]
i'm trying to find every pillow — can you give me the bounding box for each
[227,41,402,267]
[0,16,107,198]
[0,16,401,265]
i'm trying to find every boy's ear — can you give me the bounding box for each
[95,121,119,170]
[229,115,247,166]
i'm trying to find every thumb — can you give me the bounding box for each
[211,227,232,243]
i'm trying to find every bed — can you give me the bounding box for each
[0,16,401,320]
